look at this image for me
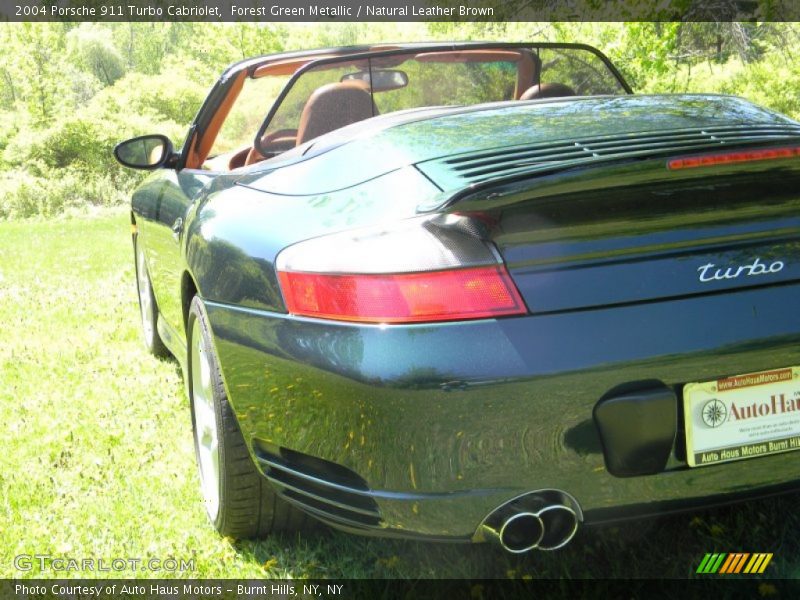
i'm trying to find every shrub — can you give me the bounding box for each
[90,71,207,126]
[634,55,800,120]
[0,167,135,220]
[2,86,188,210]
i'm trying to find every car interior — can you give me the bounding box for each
[196,46,625,172]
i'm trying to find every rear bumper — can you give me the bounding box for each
[204,283,800,539]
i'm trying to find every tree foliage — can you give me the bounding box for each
[67,24,125,86]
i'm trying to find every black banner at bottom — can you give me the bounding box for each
[5,579,800,600]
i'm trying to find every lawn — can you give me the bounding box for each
[1,209,799,582]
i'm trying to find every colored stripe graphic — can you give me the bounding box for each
[731,553,750,574]
[743,553,773,574]
[719,553,736,574]
[697,553,726,574]
[696,554,713,573]
[744,554,761,574]
[697,553,773,575]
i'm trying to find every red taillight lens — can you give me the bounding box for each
[278,265,526,323]
[668,146,800,170]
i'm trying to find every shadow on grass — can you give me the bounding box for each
[225,492,800,580]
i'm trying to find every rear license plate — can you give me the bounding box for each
[684,366,800,467]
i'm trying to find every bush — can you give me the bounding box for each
[0,167,134,220]
[24,119,120,174]
[4,115,162,188]
[3,70,200,166]
[0,110,20,161]
[0,100,189,220]
[635,55,800,120]
[0,71,194,220]
[91,71,207,126]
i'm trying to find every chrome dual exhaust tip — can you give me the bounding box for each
[493,511,545,554]
[478,490,581,553]
[536,504,580,551]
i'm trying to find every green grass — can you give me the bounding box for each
[0,209,798,581]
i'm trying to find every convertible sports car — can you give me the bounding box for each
[116,42,800,553]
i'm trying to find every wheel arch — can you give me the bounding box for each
[131,211,138,243]
[182,270,200,335]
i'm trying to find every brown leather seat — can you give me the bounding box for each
[295,81,377,145]
[519,82,576,100]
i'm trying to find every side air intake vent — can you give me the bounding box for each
[418,125,800,190]
[254,442,382,529]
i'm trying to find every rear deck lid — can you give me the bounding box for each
[240,94,798,196]
[457,155,800,314]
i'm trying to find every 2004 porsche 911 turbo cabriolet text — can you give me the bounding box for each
[116,42,800,553]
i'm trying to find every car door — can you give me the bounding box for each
[134,168,214,348]
[131,67,252,348]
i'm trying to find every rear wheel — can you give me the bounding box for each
[134,236,169,357]
[188,296,307,538]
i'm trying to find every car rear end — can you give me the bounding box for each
[204,96,800,551]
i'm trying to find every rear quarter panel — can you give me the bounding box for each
[184,166,440,311]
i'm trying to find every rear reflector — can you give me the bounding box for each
[668,146,800,170]
[278,265,526,323]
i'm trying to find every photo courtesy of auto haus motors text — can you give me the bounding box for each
[2,2,800,598]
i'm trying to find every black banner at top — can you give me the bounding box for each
[2,0,800,22]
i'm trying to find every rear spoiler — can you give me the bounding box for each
[419,132,800,211]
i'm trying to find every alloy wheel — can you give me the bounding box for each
[191,318,221,521]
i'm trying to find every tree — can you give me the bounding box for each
[67,24,125,86]
[11,23,68,124]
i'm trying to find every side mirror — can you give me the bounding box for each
[114,134,174,170]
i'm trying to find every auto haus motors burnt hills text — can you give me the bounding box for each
[148,584,344,596]
[230,4,495,16]
[131,584,344,596]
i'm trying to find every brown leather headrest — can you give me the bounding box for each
[519,82,576,101]
[296,81,377,145]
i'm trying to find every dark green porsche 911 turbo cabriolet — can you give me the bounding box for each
[115,42,800,553]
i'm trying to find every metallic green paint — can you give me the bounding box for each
[124,47,800,543]
[203,283,800,538]
[242,95,796,196]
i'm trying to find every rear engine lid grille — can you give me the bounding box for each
[417,125,800,191]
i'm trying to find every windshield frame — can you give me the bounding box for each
[252,42,632,157]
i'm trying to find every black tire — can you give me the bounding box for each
[187,296,307,538]
[134,235,169,357]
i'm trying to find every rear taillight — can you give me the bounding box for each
[278,266,524,323]
[275,216,526,324]
[668,146,800,170]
